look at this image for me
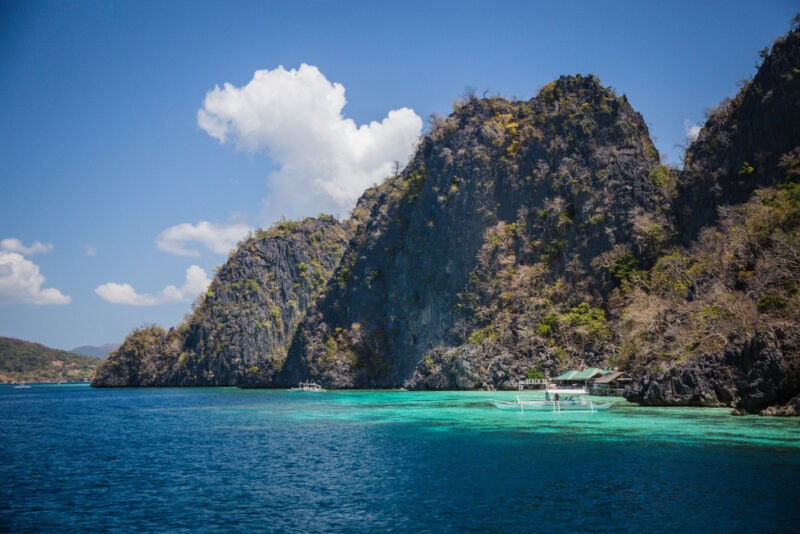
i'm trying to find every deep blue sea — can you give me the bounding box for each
[1,385,799,533]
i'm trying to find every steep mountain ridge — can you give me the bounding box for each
[278,75,664,388]
[623,23,800,413]
[677,25,800,243]
[95,74,663,390]
[93,21,800,414]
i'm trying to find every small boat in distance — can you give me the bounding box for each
[289,381,325,392]
[13,383,31,389]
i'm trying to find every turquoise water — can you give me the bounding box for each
[1,385,799,532]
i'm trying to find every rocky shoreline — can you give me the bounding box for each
[624,331,800,415]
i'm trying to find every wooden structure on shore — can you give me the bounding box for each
[587,371,633,396]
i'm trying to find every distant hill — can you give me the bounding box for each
[70,343,119,359]
[0,336,100,383]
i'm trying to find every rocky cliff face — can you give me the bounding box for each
[92,216,349,387]
[623,23,800,414]
[625,329,800,415]
[278,75,664,388]
[96,75,664,390]
[182,216,349,387]
[677,26,800,243]
[95,22,800,415]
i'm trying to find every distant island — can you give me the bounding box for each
[93,20,800,415]
[0,336,104,383]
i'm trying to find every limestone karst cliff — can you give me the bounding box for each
[92,216,349,387]
[278,74,666,389]
[624,24,800,414]
[94,21,800,415]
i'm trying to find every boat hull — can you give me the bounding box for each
[490,398,614,412]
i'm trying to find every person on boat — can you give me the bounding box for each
[545,390,550,401]
[554,393,560,401]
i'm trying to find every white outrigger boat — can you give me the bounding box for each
[289,381,325,392]
[490,387,614,413]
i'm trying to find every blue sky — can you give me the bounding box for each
[1,0,796,350]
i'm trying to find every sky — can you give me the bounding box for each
[1,0,797,351]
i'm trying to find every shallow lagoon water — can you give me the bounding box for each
[1,385,798,532]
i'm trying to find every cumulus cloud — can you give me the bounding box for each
[1,238,53,255]
[197,63,422,221]
[684,119,702,143]
[0,251,71,305]
[95,265,211,306]
[157,221,253,257]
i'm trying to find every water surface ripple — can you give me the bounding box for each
[1,385,798,532]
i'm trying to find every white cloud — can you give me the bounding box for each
[156,221,253,257]
[84,244,97,257]
[1,238,53,256]
[95,265,211,306]
[197,63,422,222]
[684,119,702,143]
[0,251,71,305]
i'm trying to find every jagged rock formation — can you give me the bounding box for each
[92,217,349,387]
[91,324,180,387]
[278,74,664,388]
[623,23,800,414]
[94,21,800,415]
[95,75,665,390]
[626,330,800,414]
[677,25,800,243]
[183,216,349,387]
